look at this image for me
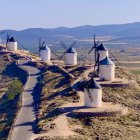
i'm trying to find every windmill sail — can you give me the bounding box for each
[60,41,77,59]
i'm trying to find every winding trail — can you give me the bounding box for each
[11,60,40,140]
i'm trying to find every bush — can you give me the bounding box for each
[5,80,22,100]
[3,62,27,84]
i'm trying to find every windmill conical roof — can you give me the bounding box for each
[66,47,77,53]
[40,45,50,51]
[97,43,108,51]
[9,37,16,42]
[84,78,101,89]
[99,57,114,65]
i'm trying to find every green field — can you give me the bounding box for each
[119,62,140,75]
[130,70,140,75]
[120,63,140,68]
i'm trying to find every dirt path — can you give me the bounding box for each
[35,115,76,139]
[10,60,40,140]
[34,67,93,139]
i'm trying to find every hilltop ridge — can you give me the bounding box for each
[1,22,140,52]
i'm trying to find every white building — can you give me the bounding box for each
[97,43,109,61]
[40,45,51,62]
[64,47,77,66]
[99,57,115,81]
[7,37,17,51]
[84,78,102,107]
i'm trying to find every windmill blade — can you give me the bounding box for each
[16,40,28,50]
[84,81,94,102]
[87,89,94,102]
[39,39,46,52]
[6,33,10,42]
[88,46,95,54]
[80,75,94,102]
[59,41,76,59]
[6,33,10,49]
[95,46,97,62]
[59,51,67,59]
[94,40,101,62]
[94,52,100,74]
[41,40,46,47]
[88,35,97,54]
[93,34,101,46]
[51,49,60,59]
[60,41,67,50]
[69,41,76,48]
[96,40,100,46]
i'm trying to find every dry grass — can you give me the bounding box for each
[36,63,140,140]
[0,53,27,140]
[37,66,80,133]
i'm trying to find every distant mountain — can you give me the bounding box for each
[1,22,140,52]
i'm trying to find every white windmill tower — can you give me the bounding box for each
[7,35,17,51]
[88,35,109,75]
[60,41,77,66]
[39,38,60,62]
[5,33,29,53]
[96,43,109,61]
[39,39,51,62]
[84,78,102,107]
[99,56,115,81]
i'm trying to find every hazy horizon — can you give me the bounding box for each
[0,0,140,30]
[1,21,140,31]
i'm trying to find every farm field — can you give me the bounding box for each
[119,62,140,76]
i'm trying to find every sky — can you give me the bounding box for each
[0,0,140,30]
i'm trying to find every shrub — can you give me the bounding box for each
[5,80,22,101]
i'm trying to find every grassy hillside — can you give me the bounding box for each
[0,54,27,140]
[35,65,140,140]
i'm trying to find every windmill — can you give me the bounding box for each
[88,35,100,74]
[81,75,94,103]
[39,38,46,55]
[60,41,77,59]
[81,75,102,107]
[39,38,60,61]
[6,33,28,51]
[59,41,77,66]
